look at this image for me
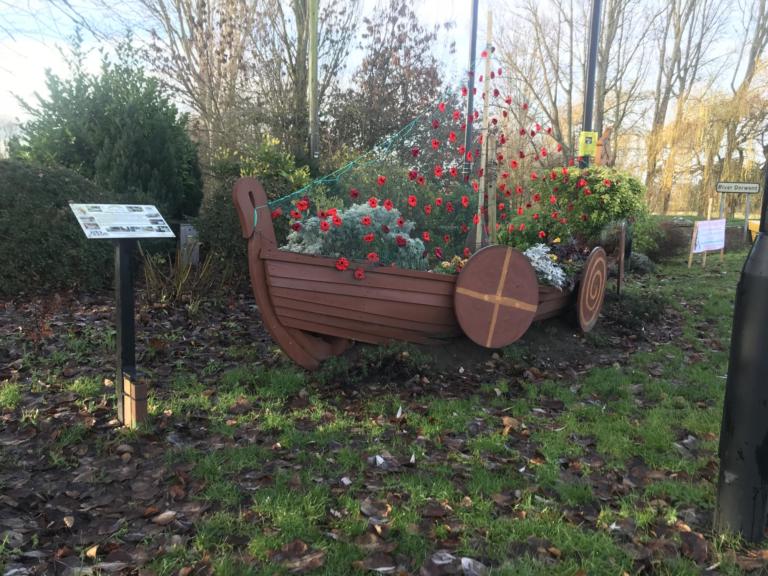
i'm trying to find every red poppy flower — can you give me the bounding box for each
[519,150,526,159]
[434,165,443,178]
[447,131,457,144]
[538,230,546,239]
[363,233,375,243]
[510,160,518,169]
[550,170,558,181]
[473,213,480,225]
[452,109,461,121]
[530,172,538,181]
[517,207,524,216]
[384,199,394,211]
[557,143,563,152]
[463,247,472,258]
[496,153,504,163]
[411,147,420,158]
[377,175,387,186]
[480,49,488,58]
[290,209,302,220]
[424,204,432,216]
[396,235,407,247]
[397,217,404,227]
[581,214,588,221]
[431,139,440,150]
[271,207,283,220]
[296,199,309,212]
[515,185,523,195]
[541,147,548,157]
[466,151,474,162]
[532,193,541,202]
[457,145,466,156]
[522,102,529,110]
[417,175,426,186]
[498,202,505,211]
[551,211,559,219]
[354,268,366,280]
[449,166,458,178]
[367,252,379,263]
[433,247,443,260]
[292,222,302,231]
[349,188,360,199]
[461,223,468,233]
[446,201,454,213]
[461,86,468,96]
[533,213,540,220]
[471,180,479,192]
[368,197,378,208]
[603,179,612,186]
[407,195,418,208]
[438,102,446,113]
[320,220,330,232]
[577,178,588,188]
[583,188,592,196]
[519,127,526,136]
[443,234,450,243]
[361,216,372,226]
[526,202,532,208]
[549,195,557,204]
[432,119,440,129]
[560,218,567,224]
[568,158,575,167]
[335,256,349,271]
[422,231,431,242]
[492,88,500,98]
[408,169,418,181]
[327,208,338,216]
[332,215,342,227]
[519,223,526,231]
[461,195,470,208]
[435,197,443,207]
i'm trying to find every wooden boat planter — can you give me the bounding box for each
[233,178,608,370]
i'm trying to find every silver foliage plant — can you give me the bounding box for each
[283,203,429,270]
[523,243,568,289]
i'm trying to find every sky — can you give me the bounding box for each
[0,0,480,126]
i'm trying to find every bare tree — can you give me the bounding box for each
[249,0,360,165]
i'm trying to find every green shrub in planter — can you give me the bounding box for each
[0,159,118,297]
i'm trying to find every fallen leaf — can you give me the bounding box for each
[151,510,177,525]
[85,544,100,559]
[422,499,452,518]
[360,497,391,519]
[354,532,397,554]
[353,552,398,574]
[680,531,708,564]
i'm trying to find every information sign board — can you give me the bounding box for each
[693,218,726,254]
[578,131,598,157]
[716,182,760,194]
[69,204,175,239]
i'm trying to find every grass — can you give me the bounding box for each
[3,249,762,575]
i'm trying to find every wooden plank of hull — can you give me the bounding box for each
[270,287,457,327]
[266,259,456,295]
[272,295,460,336]
[279,315,448,346]
[533,286,572,322]
[264,247,458,285]
[268,276,455,308]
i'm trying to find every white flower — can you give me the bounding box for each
[523,244,567,289]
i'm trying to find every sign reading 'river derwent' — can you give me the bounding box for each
[69,203,175,239]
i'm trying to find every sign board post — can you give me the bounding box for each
[716,181,761,243]
[715,166,768,542]
[688,198,725,268]
[70,204,175,427]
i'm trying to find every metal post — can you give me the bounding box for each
[115,239,136,424]
[462,0,480,179]
[580,0,603,169]
[714,160,768,541]
[308,0,320,160]
[745,194,751,243]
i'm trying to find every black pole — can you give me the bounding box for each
[714,157,768,541]
[115,239,136,424]
[580,0,602,168]
[462,0,480,179]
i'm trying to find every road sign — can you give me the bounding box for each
[69,204,175,239]
[716,182,760,194]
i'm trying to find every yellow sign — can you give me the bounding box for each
[578,131,598,157]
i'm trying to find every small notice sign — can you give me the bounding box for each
[716,182,760,194]
[578,131,598,157]
[693,218,726,253]
[70,204,175,239]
